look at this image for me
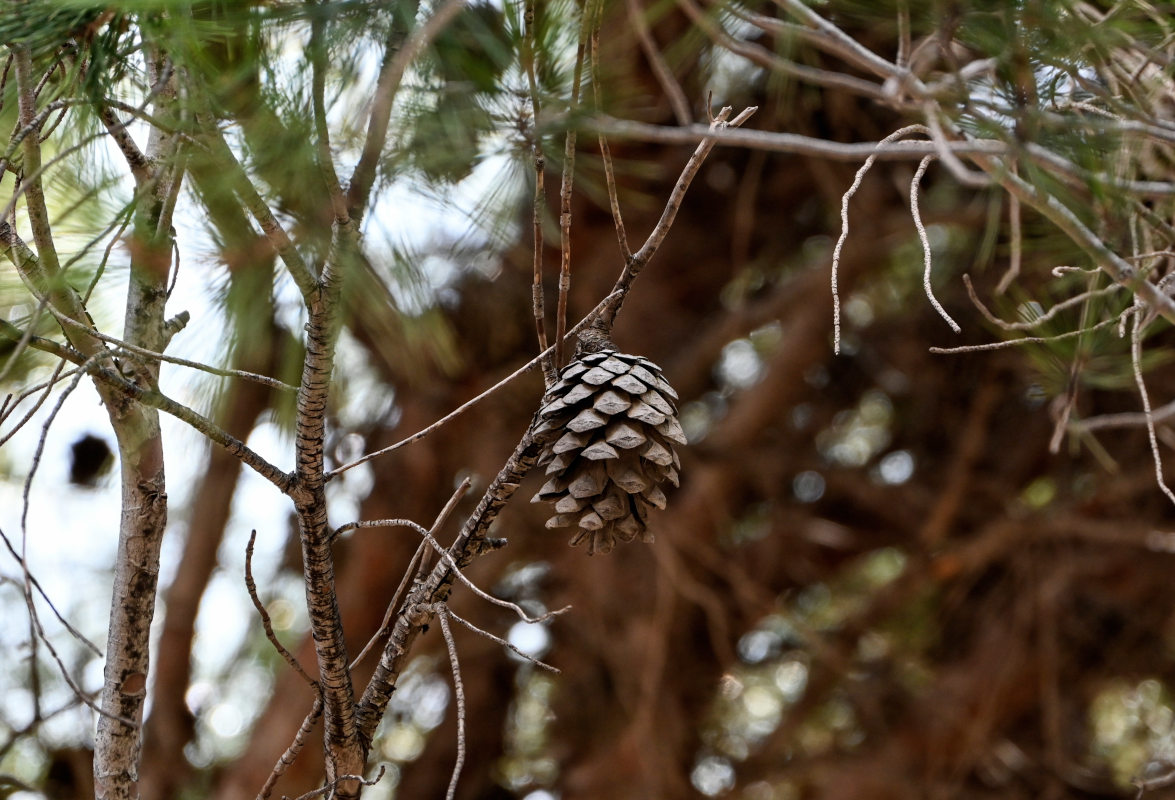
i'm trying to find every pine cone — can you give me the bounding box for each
[531,347,684,554]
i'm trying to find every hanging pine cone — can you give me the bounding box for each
[530,341,684,554]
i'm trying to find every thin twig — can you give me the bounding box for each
[0,296,56,386]
[592,22,630,260]
[0,525,102,657]
[1,521,132,726]
[246,531,317,688]
[0,352,71,448]
[10,355,139,727]
[969,152,1175,326]
[555,0,594,369]
[523,0,554,384]
[8,341,292,489]
[922,102,991,188]
[963,274,1123,332]
[336,517,570,626]
[259,697,323,800]
[586,114,1009,159]
[995,164,1023,294]
[587,104,759,335]
[832,124,931,354]
[910,154,961,333]
[98,105,150,184]
[435,609,466,800]
[1071,400,1175,432]
[443,606,561,673]
[928,314,1124,353]
[628,108,756,273]
[1131,302,1175,506]
[327,293,621,479]
[625,0,691,126]
[346,479,472,670]
[1,225,295,390]
[283,767,385,800]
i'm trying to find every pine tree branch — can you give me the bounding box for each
[12,46,63,279]
[346,0,467,219]
[197,115,319,300]
[586,114,1009,159]
[289,216,363,789]
[93,44,182,798]
[355,430,544,744]
[598,105,757,331]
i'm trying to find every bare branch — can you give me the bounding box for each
[246,531,318,689]
[591,25,630,261]
[98,104,150,185]
[356,430,545,742]
[626,0,691,126]
[585,115,1008,159]
[443,607,561,673]
[435,609,466,800]
[259,698,323,800]
[832,124,931,354]
[970,154,1175,326]
[284,766,386,800]
[522,0,555,385]
[909,155,961,333]
[962,274,1124,333]
[1072,399,1175,432]
[928,314,1125,354]
[327,292,621,480]
[346,0,466,218]
[346,478,471,670]
[555,0,595,369]
[337,515,570,626]
[996,169,1024,294]
[598,105,757,331]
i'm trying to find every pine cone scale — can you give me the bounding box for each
[530,344,684,554]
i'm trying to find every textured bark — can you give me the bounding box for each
[5,43,175,800]
[93,73,180,800]
[354,430,544,744]
[139,355,276,800]
[290,222,366,793]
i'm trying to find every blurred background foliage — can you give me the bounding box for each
[5,0,1175,799]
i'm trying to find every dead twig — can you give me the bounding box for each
[1130,300,1175,505]
[346,478,472,670]
[442,607,561,673]
[283,766,385,800]
[832,124,931,354]
[246,531,318,689]
[259,697,324,800]
[963,273,1124,333]
[598,104,758,332]
[928,314,1125,354]
[435,608,466,800]
[523,0,555,385]
[327,291,621,480]
[909,153,961,333]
